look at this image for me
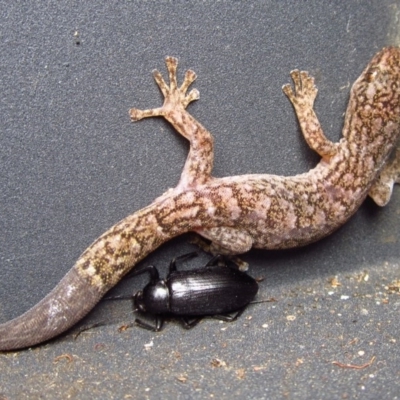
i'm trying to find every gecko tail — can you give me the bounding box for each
[0,267,102,351]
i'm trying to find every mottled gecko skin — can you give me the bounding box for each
[1,48,400,351]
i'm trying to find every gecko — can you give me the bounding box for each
[0,48,399,351]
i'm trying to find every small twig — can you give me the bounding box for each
[332,356,376,370]
[53,354,73,364]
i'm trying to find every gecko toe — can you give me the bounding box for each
[152,69,169,95]
[165,56,178,66]
[282,83,295,100]
[289,69,301,89]
[129,108,142,121]
[180,70,198,93]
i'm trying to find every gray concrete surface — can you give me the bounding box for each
[0,2,399,399]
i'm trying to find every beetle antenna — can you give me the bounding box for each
[249,298,277,304]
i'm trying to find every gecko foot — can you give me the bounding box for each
[282,69,337,158]
[130,57,200,121]
[189,234,250,271]
[282,70,318,108]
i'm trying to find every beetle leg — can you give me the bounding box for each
[169,251,198,273]
[181,317,202,329]
[204,254,227,267]
[125,264,160,284]
[134,316,165,332]
[212,307,247,322]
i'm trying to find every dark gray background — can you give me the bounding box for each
[0,2,399,399]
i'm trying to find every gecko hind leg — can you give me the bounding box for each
[368,148,400,206]
[190,228,253,271]
[130,57,215,186]
[282,70,338,159]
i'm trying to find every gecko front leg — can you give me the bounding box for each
[283,70,338,160]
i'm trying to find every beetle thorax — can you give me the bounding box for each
[135,280,170,314]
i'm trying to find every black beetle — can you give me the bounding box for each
[131,252,259,331]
